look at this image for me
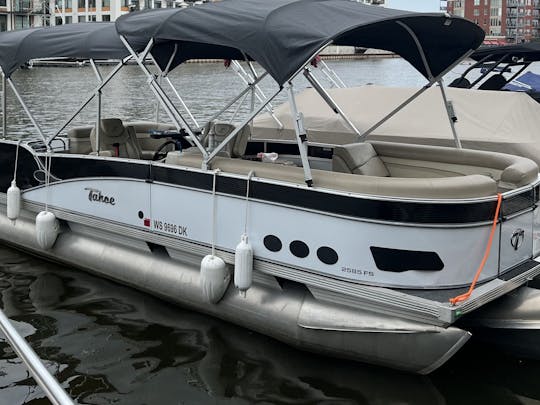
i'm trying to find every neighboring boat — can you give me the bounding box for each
[449,42,540,102]
[0,1,539,374]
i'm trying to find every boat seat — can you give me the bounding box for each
[448,77,471,88]
[164,149,497,199]
[90,118,141,159]
[211,122,250,157]
[67,126,92,154]
[478,74,507,91]
[332,142,390,176]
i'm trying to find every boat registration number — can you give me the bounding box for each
[153,220,188,237]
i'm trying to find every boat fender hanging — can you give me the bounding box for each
[7,180,21,221]
[234,233,253,294]
[200,254,230,304]
[35,211,59,250]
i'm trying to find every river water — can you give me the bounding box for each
[2,58,540,404]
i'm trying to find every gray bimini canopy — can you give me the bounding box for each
[471,42,540,63]
[0,22,146,78]
[115,0,485,86]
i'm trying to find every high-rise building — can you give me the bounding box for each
[447,0,540,43]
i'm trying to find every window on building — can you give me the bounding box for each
[102,0,110,7]
[78,15,86,22]
[154,0,161,7]
[88,14,96,21]
[474,0,480,5]
[65,0,71,8]
[102,14,110,21]
[78,0,84,8]
[474,9,480,16]
[55,16,63,24]
[14,15,29,29]
[65,15,72,23]
[0,0,6,6]
[0,15,6,31]
[88,0,95,7]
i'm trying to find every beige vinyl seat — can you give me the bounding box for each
[211,122,251,157]
[90,118,143,159]
[332,142,390,176]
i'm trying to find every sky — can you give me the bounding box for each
[385,0,441,12]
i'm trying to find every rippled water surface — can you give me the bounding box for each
[2,59,540,404]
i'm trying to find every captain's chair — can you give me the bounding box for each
[211,122,250,157]
[90,118,141,159]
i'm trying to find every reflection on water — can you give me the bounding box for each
[1,246,540,404]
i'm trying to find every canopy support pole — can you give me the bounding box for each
[505,62,530,84]
[90,59,103,154]
[358,49,475,140]
[286,83,313,187]
[317,59,346,88]
[396,21,433,80]
[231,60,283,129]
[155,75,162,124]
[205,71,269,125]
[120,36,208,160]
[148,53,200,129]
[206,86,282,166]
[8,78,47,146]
[303,67,361,139]
[2,70,6,139]
[46,57,130,145]
[438,79,461,149]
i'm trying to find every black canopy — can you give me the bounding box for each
[0,23,143,78]
[471,42,540,63]
[116,0,485,86]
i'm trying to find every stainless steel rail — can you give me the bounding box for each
[0,308,73,405]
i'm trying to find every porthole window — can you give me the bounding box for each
[317,246,338,265]
[290,240,309,258]
[264,235,282,252]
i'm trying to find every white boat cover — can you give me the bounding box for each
[252,86,540,164]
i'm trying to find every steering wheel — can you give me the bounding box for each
[152,140,178,161]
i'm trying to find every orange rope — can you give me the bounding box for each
[449,193,503,306]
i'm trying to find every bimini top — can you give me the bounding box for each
[116,0,485,86]
[471,42,540,63]
[0,23,144,78]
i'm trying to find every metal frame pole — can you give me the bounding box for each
[47,57,130,144]
[0,309,73,405]
[205,71,269,124]
[7,78,47,145]
[120,36,208,158]
[438,79,461,149]
[359,49,475,140]
[2,70,6,139]
[206,86,282,164]
[89,59,103,154]
[318,59,346,88]
[231,60,283,129]
[303,67,361,138]
[286,83,313,187]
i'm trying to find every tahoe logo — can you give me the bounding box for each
[84,187,116,205]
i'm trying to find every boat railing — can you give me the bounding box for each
[0,308,73,405]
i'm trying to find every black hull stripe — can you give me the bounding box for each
[0,148,536,225]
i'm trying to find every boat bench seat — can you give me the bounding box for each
[165,149,498,199]
[369,141,538,189]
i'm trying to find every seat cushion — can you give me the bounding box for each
[332,142,390,177]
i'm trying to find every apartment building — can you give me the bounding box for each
[447,0,540,42]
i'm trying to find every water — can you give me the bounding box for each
[2,58,540,404]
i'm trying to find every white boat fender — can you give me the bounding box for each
[200,254,230,304]
[7,180,21,221]
[35,211,60,250]
[7,141,22,221]
[234,233,253,294]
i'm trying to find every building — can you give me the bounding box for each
[447,0,540,43]
[0,0,196,31]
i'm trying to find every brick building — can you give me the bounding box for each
[447,0,540,43]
